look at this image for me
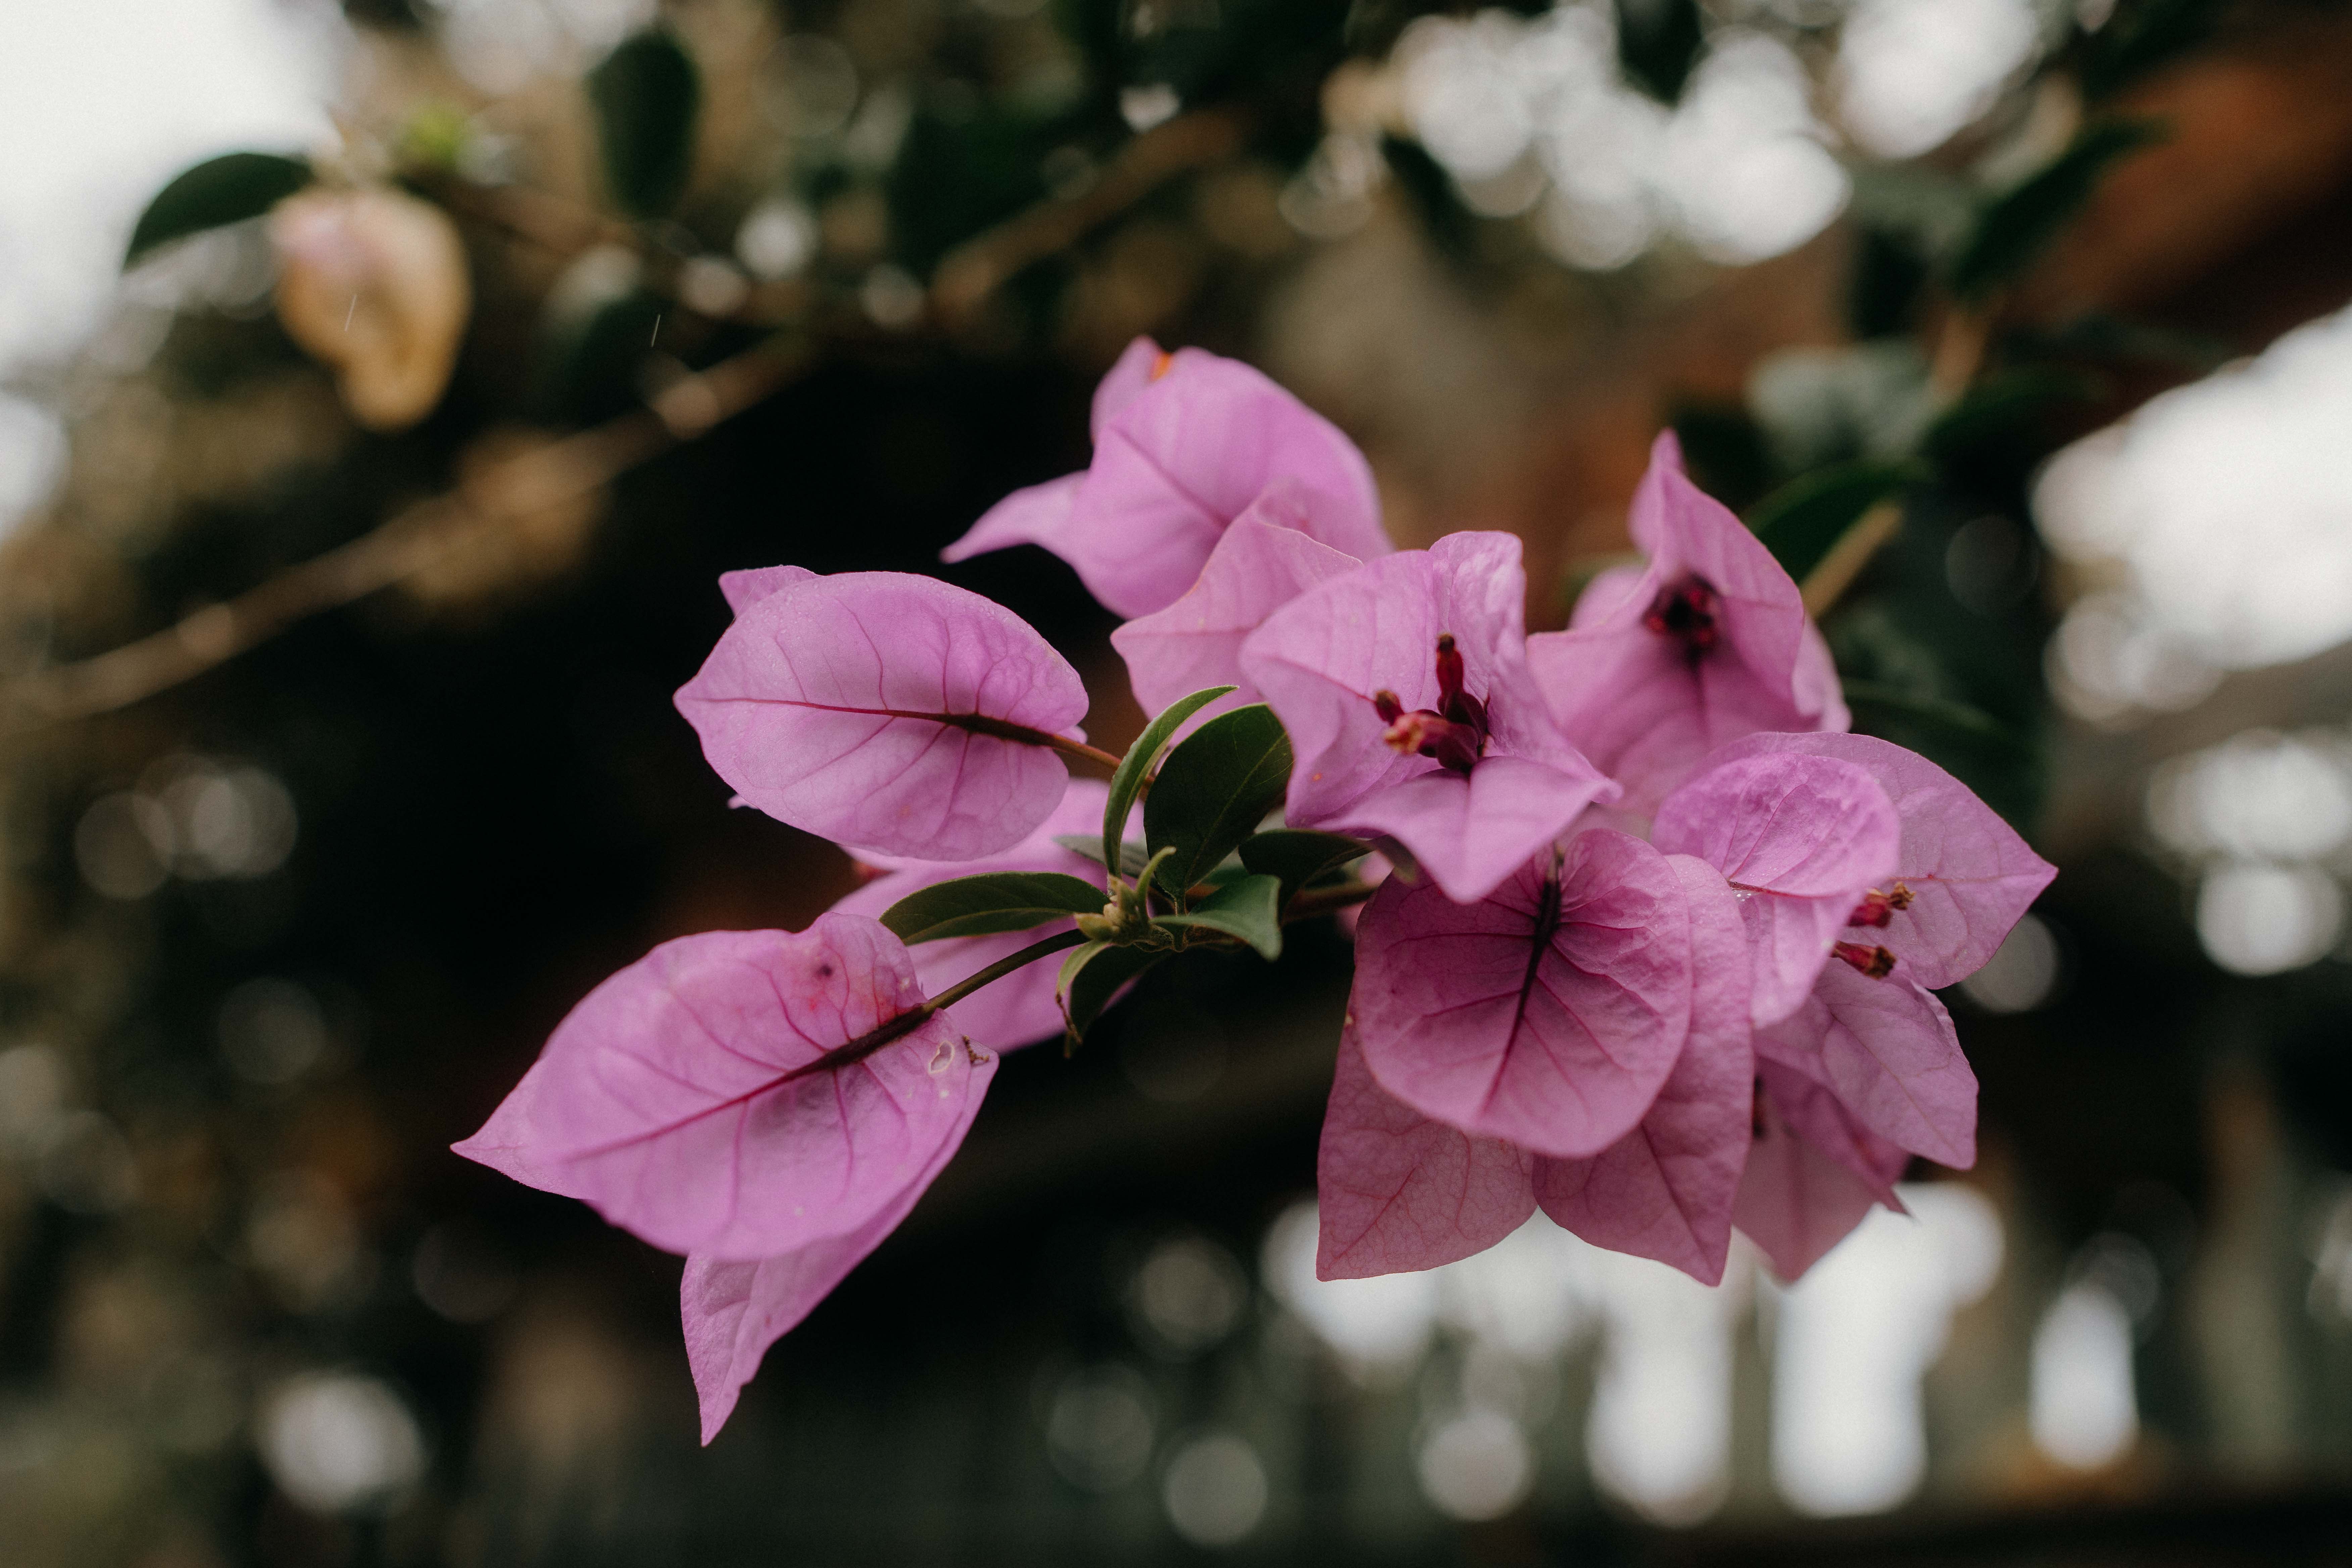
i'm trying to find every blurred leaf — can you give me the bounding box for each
[1849,226,1931,339]
[1841,680,2029,751]
[588,28,701,220]
[1104,686,1233,881]
[1748,459,1920,582]
[124,152,311,266]
[532,289,663,425]
[1145,704,1292,898]
[880,871,1107,944]
[2081,0,2221,101]
[1381,136,1477,262]
[1055,836,1150,879]
[1948,120,2163,299]
[1155,874,1284,959]
[1057,939,1165,1048]
[1923,366,2102,466]
[1238,828,1371,911]
[1671,403,1777,514]
[1616,0,1703,102]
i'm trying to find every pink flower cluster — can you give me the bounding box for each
[455,339,2053,1443]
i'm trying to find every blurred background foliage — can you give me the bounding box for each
[2,0,2352,1563]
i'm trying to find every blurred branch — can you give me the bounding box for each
[1799,499,1903,619]
[929,106,1251,328]
[0,338,808,731]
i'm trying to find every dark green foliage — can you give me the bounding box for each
[879,872,1108,944]
[124,152,311,266]
[1382,135,1478,261]
[1055,836,1152,879]
[1238,829,1371,912]
[1748,459,1919,582]
[1145,704,1293,898]
[887,98,1054,279]
[1056,939,1166,1044]
[1155,874,1284,959]
[1850,225,1932,339]
[1670,404,1778,516]
[1923,366,2103,467]
[2080,0,2222,101]
[1104,686,1233,879]
[588,29,701,219]
[532,290,665,425]
[1949,120,2164,299]
[1615,0,1703,102]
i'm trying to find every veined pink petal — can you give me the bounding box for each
[1351,830,1693,1159]
[452,915,992,1260]
[1653,752,1900,1026]
[831,781,1122,1051]
[680,1049,986,1443]
[675,571,1088,861]
[1757,962,1976,1169]
[946,345,1385,618]
[1111,499,1363,717]
[1710,732,2056,989]
[1338,756,1611,906]
[1315,1026,1535,1280]
[1533,853,1754,1285]
[719,564,818,617]
[1527,432,1846,812]
[1241,531,1598,834]
[938,472,1085,567]
[1734,1065,1896,1282]
[1757,1058,1912,1202]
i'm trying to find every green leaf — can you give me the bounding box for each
[1102,687,1234,880]
[1144,704,1293,898]
[879,871,1105,945]
[1057,941,1165,1048]
[1054,835,1149,880]
[1155,874,1283,961]
[1948,120,2163,300]
[124,152,310,267]
[2082,0,2221,101]
[1748,459,1920,582]
[1840,681,2031,753]
[588,28,701,220]
[1239,829,1371,911]
[1922,368,2102,464]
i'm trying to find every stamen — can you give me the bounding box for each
[1150,349,1175,380]
[1832,941,1897,979]
[1848,882,1913,928]
[1643,573,1722,658]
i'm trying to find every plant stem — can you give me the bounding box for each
[1046,733,1125,771]
[776,928,1088,1084]
[1282,881,1381,923]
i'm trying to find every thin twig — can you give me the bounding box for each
[1800,499,1904,620]
[930,106,1251,327]
[1,337,809,731]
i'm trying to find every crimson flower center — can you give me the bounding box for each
[1373,633,1491,775]
[1644,573,1722,662]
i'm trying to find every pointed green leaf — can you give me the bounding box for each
[1155,874,1283,961]
[588,28,701,220]
[1102,686,1234,880]
[1748,459,1921,583]
[1145,704,1293,899]
[1948,120,2163,300]
[1054,835,1150,880]
[1239,829,1373,911]
[125,152,311,267]
[879,871,1106,945]
[1057,940,1165,1048]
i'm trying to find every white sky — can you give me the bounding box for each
[0,0,341,373]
